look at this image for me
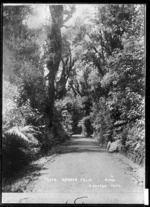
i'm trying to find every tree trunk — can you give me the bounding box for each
[47,5,63,128]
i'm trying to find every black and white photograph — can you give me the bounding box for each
[2,3,146,204]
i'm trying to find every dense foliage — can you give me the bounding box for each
[2,4,145,180]
[2,5,73,178]
[60,4,145,164]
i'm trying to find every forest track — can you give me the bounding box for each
[2,135,144,204]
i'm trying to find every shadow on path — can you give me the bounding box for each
[55,134,107,154]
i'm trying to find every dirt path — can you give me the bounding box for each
[2,135,144,204]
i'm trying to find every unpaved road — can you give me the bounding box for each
[2,135,144,204]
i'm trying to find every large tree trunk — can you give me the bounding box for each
[47,5,63,128]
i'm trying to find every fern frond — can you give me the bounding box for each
[5,125,39,146]
[21,125,41,135]
[21,125,35,132]
[5,126,30,142]
[23,132,39,145]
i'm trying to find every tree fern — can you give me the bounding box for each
[4,125,39,146]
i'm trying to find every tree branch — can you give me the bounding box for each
[62,5,76,25]
[73,82,83,97]
[62,25,73,29]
